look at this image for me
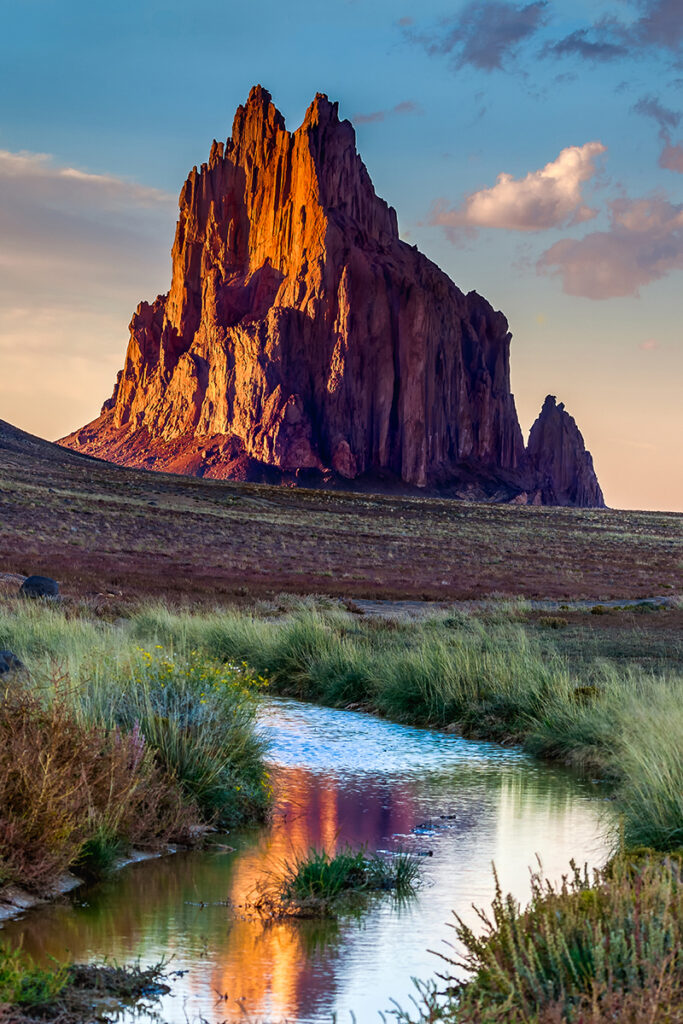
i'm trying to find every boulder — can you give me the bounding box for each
[19,575,60,600]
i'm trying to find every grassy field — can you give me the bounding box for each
[2,596,681,854]
[1,419,681,605]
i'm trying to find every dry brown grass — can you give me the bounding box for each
[0,678,198,892]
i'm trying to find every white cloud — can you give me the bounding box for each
[537,195,683,298]
[0,149,171,205]
[432,141,606,236]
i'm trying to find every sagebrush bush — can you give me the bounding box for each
[395,855,683,1023]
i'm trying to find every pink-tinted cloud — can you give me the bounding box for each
[354,100,421,124]
[660,140,683,171]
[633,95,683,173]
[538,195,683,299]
[432,141,606,237]
[0,149,171,206]
[639,338,660,350]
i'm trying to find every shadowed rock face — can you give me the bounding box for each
[526,396,605,508]
[60,86,604,506]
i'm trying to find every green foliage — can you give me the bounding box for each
[0,950,171,1022]
[72,825,124,882]
[0,945,67,1006]
[614,680,683,850]
[78,648,271,827]
[396,856,683,1023]
[0,603,272,893]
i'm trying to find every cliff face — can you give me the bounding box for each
[61,86,604,506]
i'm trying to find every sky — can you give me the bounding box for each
[0,0,681,511]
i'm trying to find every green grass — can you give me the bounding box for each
[0,945,67,1006]
[118,603,683,854]
[254,845,422,918]
[615,683,683,851]
[0,947,171,1023]
[85,647,271,826]
[395,853,683,1023]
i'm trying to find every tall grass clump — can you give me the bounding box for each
[78,648,271,827]
[0,599,111,670]
[613,678,683,851]
[396,856,683,1023]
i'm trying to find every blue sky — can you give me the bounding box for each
[0,0,681,509]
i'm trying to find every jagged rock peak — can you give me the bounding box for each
[59,87,603,507]
[527,396,605,508]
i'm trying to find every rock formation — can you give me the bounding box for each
[60,86,604,507]
[526,396,604,507]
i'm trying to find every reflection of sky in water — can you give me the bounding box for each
[1,698,614,1024]
[260,698,526,775]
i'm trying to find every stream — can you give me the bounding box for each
[1,699,613,1023]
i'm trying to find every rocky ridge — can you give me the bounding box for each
[61,86,604,507]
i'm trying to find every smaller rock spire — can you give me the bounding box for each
[526,396,605,507]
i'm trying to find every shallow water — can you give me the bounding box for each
[2,699,613,1023]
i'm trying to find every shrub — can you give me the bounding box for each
[0,680,198,892]
[0,945,67,1006]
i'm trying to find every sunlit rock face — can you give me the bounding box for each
[61,86,604,506]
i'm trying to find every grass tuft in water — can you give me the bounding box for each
[254,845,422,918]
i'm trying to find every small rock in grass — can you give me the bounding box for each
[19,575,60,600]
[0,650,25,675]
